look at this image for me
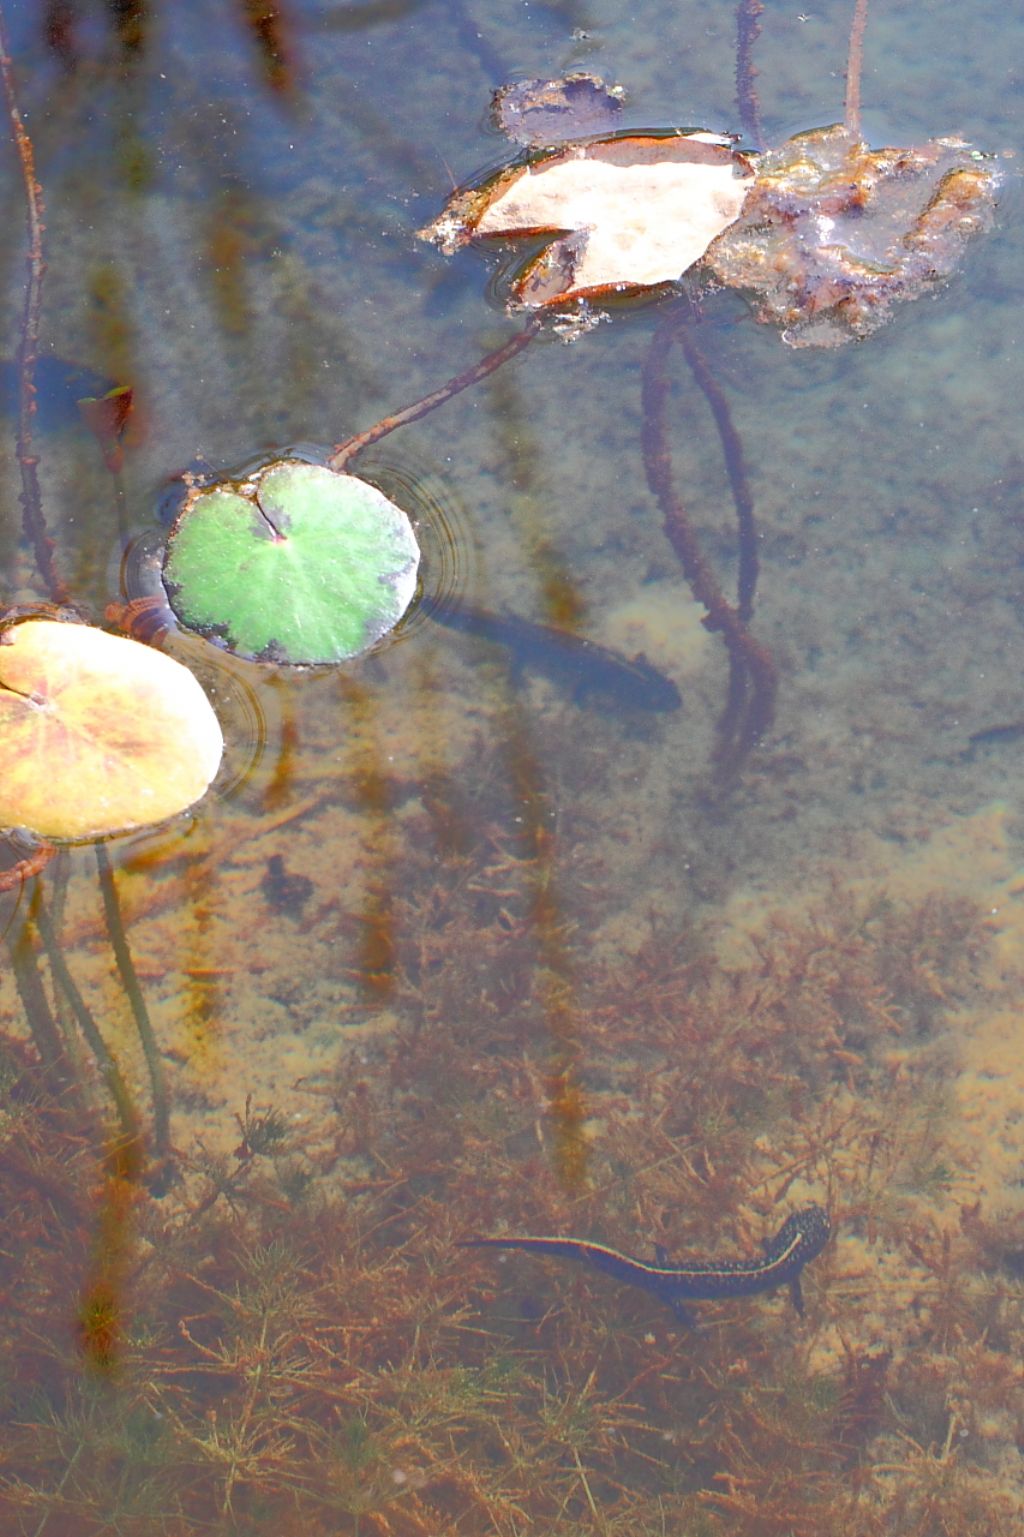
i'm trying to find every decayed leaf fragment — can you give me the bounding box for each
[420,131,755,308]
[491,72,626,147]
[704,124,1002,347]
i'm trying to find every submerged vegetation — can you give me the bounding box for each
[0,0,1019,1533]
[2,855,1022,1535]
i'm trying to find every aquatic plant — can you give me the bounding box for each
[162,457,421,665]
[0,618,223,841]
[0,5,1017,1537]
[414,0,1000,764]
[2,868,1020,1535]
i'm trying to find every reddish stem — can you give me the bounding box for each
[735,0,765,148]
[328,319,541,472]
[641,313,776,767]
[0,840,56,892]
[0,5,67,604]
[680,330,758,624]
[844,0,870,138]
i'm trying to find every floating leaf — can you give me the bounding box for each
[162,458,420,665]
[420,131,754,308]
[491,73,625,147]
[704,124,1002,347]
[0,619,223,841]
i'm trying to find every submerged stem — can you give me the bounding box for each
[735,0,765,148]
[680,331,759,624]
[844,0,870,138]
[328,319,541,472]
[0,841,56,890]
[10,912,73,1085]
[0,3,67,604]
[34,895,143,1154]
[95,843,171,1168]
[641,311,776,769]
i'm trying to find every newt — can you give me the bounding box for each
[422,597,681,713]
[461,1203,830,1326]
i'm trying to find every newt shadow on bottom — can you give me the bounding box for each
[421,598,682,714]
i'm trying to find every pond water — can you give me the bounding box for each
[2,1,1024,1532]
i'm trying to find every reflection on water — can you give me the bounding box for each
[2,0,1024,1532]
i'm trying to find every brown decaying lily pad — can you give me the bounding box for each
[0,619,223,841]
[420,132,754,308]
[704,123,1002,347]
[491,73,625,147]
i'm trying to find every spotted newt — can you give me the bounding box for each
[462,1204,830,1326]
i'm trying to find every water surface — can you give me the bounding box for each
[1,2,1023,1533]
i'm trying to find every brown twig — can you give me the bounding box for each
[328,318,541,472]
[0,3,67,604]
[735,0,765,148]
[844,0,870,138]
[641,311,776,768]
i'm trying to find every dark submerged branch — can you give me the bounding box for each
[735,0,765,148]
[0,4,67,604]
[641,311,776,768]
[680,330,758,624]
[328,319,541,471]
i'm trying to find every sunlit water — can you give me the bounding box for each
[1,1,1023,1532]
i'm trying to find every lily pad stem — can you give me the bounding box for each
[680,330,759,623]
[328,318,541,471]
[641,310,776,769]
[33,896,143,1155]
[844,0,870,138]
[0,4,67,605]
[95,843,171,1167]
[0,841,56,890]
[735,0,765,149]
[10,916,72,1084]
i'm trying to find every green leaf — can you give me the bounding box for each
[162,459,421,664]
[0,619,223,841]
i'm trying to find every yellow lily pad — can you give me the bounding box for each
[0,619,223,841]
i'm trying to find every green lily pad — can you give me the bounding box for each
[162,458,421,664]
[0,619,223,841]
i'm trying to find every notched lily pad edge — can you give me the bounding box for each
[162,454,421,668]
